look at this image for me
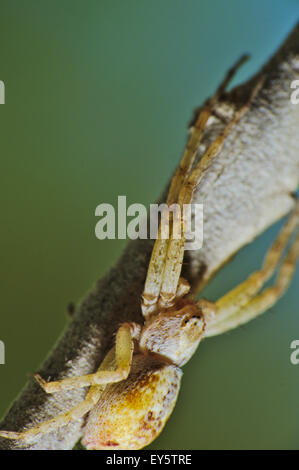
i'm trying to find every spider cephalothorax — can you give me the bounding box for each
[140,298,207,366]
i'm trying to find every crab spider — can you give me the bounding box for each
[1,58,299,450]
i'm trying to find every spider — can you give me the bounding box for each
[1,57,299,450]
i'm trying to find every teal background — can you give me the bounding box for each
[0,0,299,449]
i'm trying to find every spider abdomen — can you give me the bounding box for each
[82,354,182,450]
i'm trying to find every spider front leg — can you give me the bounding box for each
[141,99,211,316]
[0,384,103,443]
[159,79,263,306]
[205,200,299,337]
[142,56,250,318]
[0,347,116,442]
[35,322,137,394]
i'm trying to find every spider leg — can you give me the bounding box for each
[205,228,299,337]
[0,348,116,442]
[159,79,263,306]
[141,101,211,317]
[0,390,102,443]
[167,54,250,207]
[34,322,136,393]
[203,199,299,332]
[142,56,249,318]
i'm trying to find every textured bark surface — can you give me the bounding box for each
[1,23,299,450]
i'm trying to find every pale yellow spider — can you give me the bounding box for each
[0,57,299,450]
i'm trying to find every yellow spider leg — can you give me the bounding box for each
[159,79,263,306]
[141,228,172,317]
[167,54,249,206]
[141,100,210,316]
[0,347,116,442]
[206,230,299,337]
[142,56,249,317]
[34,322,135,393]
[206,200,299,328]
[168,55,249,207]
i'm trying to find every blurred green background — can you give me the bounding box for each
[0,0,299,450]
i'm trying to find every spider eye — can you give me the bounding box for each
[182,315,201,326]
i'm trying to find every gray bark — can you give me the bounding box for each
[1,23,299,450]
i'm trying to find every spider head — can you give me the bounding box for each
[140,299,212,366]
